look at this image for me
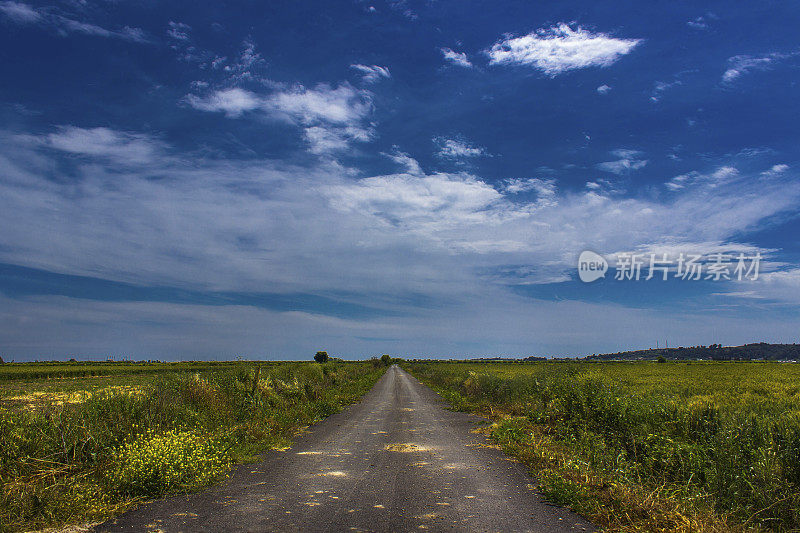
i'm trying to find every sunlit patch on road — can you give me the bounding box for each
[384,442,428,452]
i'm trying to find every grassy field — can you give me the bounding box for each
[0,360,388,533]
[404,361,800,533]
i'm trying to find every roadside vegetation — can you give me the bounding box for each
[0,360,387,533]
[404,361,800,533]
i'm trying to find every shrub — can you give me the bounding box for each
[109,429,230,497]
[314,351,329,363]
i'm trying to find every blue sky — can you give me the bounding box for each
[1,1,800,360]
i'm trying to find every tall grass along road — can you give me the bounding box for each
[96,365,593,533]
[1,361,385,532]
[405,361,800,532]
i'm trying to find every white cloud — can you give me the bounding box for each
[2,128,800,357]
[304,127,354,155]
[440,48,472,68]
[722,52,797,83]
[383,148,423,176]
[666,166,738,191]
[267,83,372,126]
[434,137,486,159]
[596,149,648,174]
[350,64,391,83]
[0,1,39,22]
[650,79,682,102]
[326,172,503,231]
[18,126,165,166]
[762,164,789,176]
[167,21,190,41]
[714,269,800,303]
[596,84,611,94]
[220,40,267,83]
[485,23,641,76]
[687,13,716,30]
[503,177,556,199]
[187,83,374,154]
[388,0,417,21]
[0,1,148,42]
[186,87,262,117]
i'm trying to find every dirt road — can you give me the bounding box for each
[97,365,594,532]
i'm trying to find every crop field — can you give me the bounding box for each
[404,361,800,533]
[0,360,388,533]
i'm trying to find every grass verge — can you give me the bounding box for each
[1,360,387,533]
[404,361,800,533]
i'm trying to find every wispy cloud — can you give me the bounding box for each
[440,47,472,68]
[761,163,789,177]
[0,0,38,22]
[34,126,166,166]
[1,126,799,360]
[687,13,717,30]
[434,137,486,160]
[502,178,557,207]
[722,52,798,83]
[596,149,648,174]
[665,166,738,191]
[650,79,681,102]
[383,148,423,175]
[185,87,262,117]
[388,0,417,21]
[0,1,149,42]
[596,84,612,94]
[485,23,641,76]
[350,64,391,83]
[167,21,190,41]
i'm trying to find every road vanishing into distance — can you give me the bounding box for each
[97,366,594,533]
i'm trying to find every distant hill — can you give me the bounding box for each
[584,343,800,361]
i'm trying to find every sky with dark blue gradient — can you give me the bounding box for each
[1,0,799,360]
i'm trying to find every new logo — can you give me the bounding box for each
[578,251,608,282]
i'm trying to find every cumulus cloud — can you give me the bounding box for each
[596,149,648,174]
[350,64,391,83]
[485,23,641,76]
[434,137,486,159]
[0,1,149,42]
[596,84,611,94]
[440,48,472,68]
[187,83,374,154]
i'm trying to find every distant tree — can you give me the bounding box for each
[314,351,329,363]
[380,354,392,366]
[657,356,667,363]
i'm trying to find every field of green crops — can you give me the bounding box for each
[0,360,388,533]
[405,361,800,533]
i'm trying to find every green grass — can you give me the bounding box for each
[404,361,800,533]
[0,360,387,533]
